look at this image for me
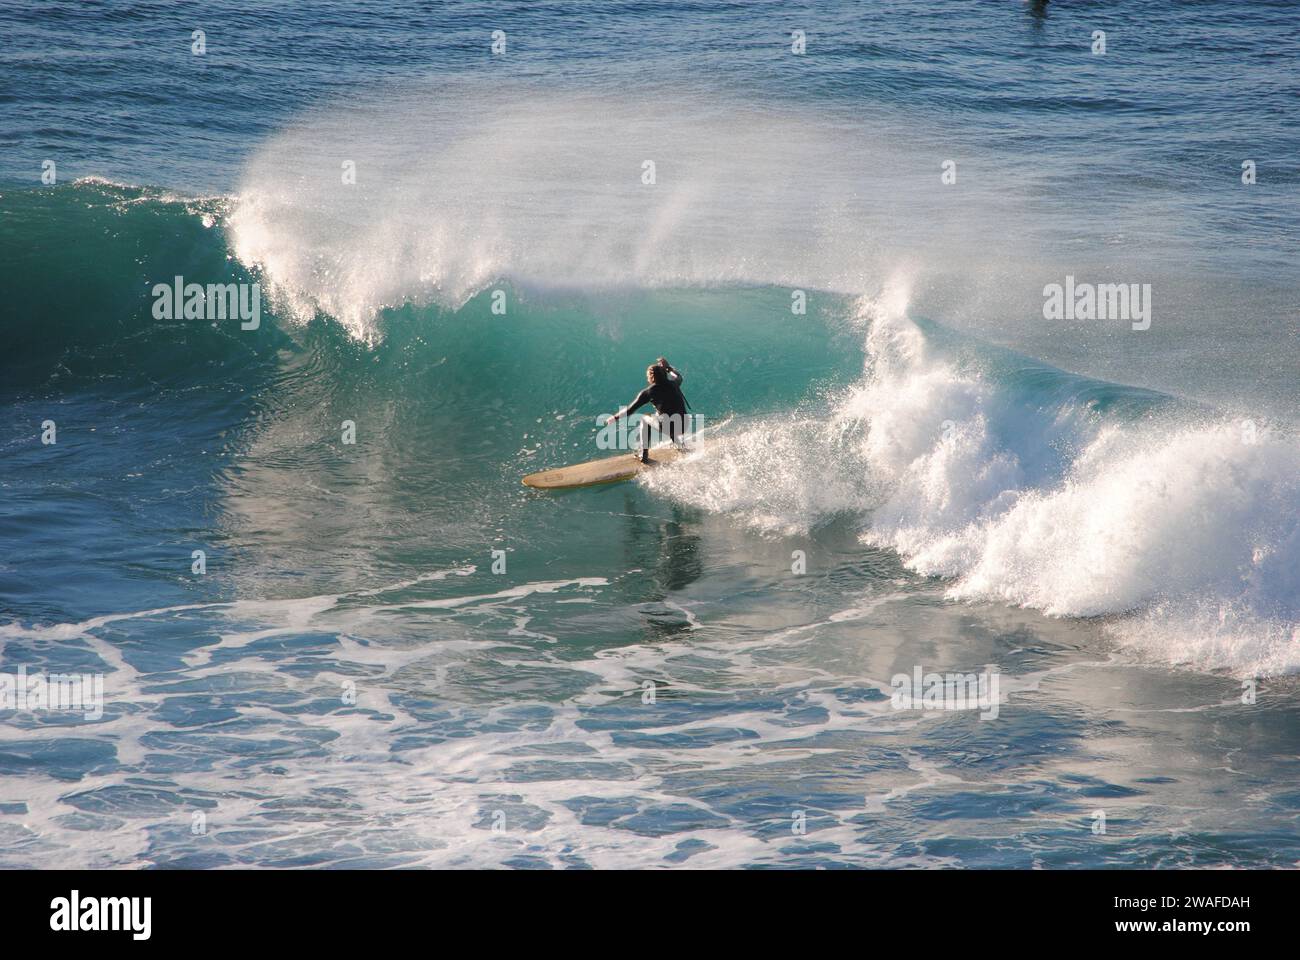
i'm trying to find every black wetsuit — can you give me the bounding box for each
[623,370,688,445]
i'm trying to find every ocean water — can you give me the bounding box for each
[1,0,1298,868]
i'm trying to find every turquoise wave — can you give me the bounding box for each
[3,181,1183,432]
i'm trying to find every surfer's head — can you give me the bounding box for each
[647,364,667,385]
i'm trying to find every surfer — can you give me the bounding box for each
[608,358,689,464]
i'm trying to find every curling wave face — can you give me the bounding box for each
[3,170,1296,680]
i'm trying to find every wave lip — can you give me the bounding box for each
[225,81,1041,342]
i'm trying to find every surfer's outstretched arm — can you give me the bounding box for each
[611,387,653,421]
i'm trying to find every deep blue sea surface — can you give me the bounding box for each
[1,1,1298,867]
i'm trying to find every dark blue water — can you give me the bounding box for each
[1,1,1297,868]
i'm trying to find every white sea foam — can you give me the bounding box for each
[656,283,1300,676]
[0,572,959,870]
